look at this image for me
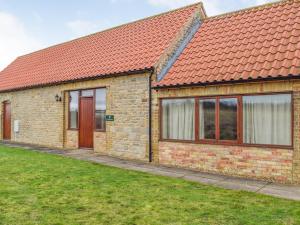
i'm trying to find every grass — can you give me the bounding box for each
[0,145,299,225]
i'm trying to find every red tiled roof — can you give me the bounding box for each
[0,4,200,92]
[155,0,300,87]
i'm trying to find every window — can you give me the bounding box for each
[161,93,292,147]
[199,97,238,142]
[243,94,291,146]
[199,99,216,140]
[69,91,79,129]
[219,98,238,141]
[68,88,106,131]
[81,90,94,97]
[95,89,106,130]
[162,99,195,140]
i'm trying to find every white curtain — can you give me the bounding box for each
[243,94,291,145]
[200,102,205,139]
[162,99,195,140]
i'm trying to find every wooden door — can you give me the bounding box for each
[3,102,11,140]
[79,97,94,148]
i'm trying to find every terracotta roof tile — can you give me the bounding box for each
[0,4,200,92]
[156,0,300,87]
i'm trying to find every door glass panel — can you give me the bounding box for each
[95,88,106,130]
[95,89,106,110]
[81,90,94,97]
[219,98,238,140]
[69,91,79,129]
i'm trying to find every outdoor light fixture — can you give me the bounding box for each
[55,94,62,102]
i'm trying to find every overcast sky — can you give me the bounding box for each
[0,0,275,70]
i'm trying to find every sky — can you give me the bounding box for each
[0,0,276,70]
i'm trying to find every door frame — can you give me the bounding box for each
[78,96,95,149]
[2,101,11,140]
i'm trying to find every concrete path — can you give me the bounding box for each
[1,142,300,201]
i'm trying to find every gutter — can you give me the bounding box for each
[0,68,153,94]
[152,75,300,90]
[62,90,66,149]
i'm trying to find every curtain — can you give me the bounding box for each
[200,101,205,139]
[162,99,195,140]
[243,94,291,145]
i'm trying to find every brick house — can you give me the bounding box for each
[153,0,300,184]
[1,0,300,184]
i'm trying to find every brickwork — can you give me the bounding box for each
[0,72,150,161]
[152,80,300,184]
[159,142,293,183]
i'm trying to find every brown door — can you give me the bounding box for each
[3,102,11,140]
[79,97,94,148]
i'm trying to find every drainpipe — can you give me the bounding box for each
[148,68,155,163]
[62,90,66,149]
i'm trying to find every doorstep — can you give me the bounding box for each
[1,141,299,201]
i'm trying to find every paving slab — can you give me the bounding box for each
[183,175,222,185]
[266,183,300,193]
[215,180,264,192]
[148,169,185,178]
[258,187,300,201]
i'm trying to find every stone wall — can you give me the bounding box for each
[94,132,107,154]
[0,72,150,161]
[152,80,300,184]
[0,86,65,148]
[292,86,300,183]
[63,73,150,161]
[66,130,78,149]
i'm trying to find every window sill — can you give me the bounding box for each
[159,139,294,150]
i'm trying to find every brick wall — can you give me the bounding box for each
[159,142,293,183]
[0,72,150,161]
[152,80,300,184]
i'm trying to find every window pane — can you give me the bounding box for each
[95,111,106,130]
[219,98,237,140]
[95,88,106,130]
[81,89,94,97]
[69,91,79,129]
[199,99,216,139]
[162,99,195,140]
[243,94,291,145]
[96,89,106,110]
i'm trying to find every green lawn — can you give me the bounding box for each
[0,146,299,225]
